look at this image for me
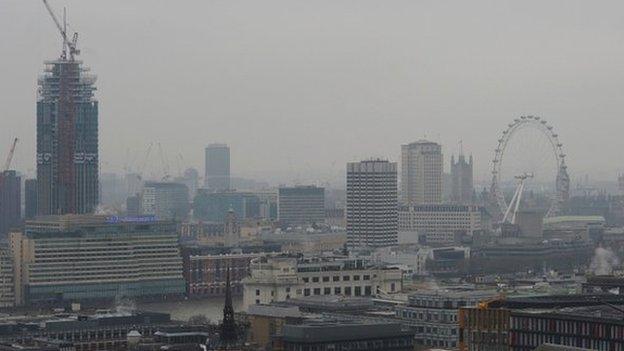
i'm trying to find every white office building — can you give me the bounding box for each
[242,255,403,310]
[398,204,484,245]
[346,160,398,248]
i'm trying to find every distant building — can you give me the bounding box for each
[126,194,141,216]
[205,143,230,191]
[450,154,473,204]
[141,181,190,220]
[175,167,200,199]
[0,243,15,307]
[279,320,415,351]
[193,190,260,222]
[0,170,21,237]
[278,186,325,228]
[242,255,402,310]
[24,178,37,220]
[398,204,484,245]
[37,57,99,215]
[9,215,185,305]
[346,160,398,248]
[401,140,443,205]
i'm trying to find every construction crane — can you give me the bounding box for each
[2,138,18,173]
[42,0,80,60]
[0,138,19,188]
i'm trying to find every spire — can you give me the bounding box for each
[219,265,238,347]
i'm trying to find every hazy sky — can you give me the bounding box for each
[2,0,624,186]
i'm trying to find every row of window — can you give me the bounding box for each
[301,274,371,283]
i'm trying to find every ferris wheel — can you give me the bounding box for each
[490,116,570,222]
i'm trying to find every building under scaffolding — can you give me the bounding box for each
[36,58,98,214]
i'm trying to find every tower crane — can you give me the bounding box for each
[2,138,18,173]
[42,0,80,60]
[0,138,19,188]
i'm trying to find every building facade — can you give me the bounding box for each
[9,215,185,305]
[0,243,15,307]
[24,178,38,220]
[395,290,497,350]
[401,140,443,205]
[192,190,260,222]
[451,154,474,204]
[459,303,624,351]
[242,255,402,310]
[184,252,260,297]
[37,59,99,215]
[141,181,190,220]
[205,143,230,191]
[346,160,398,248]
[278,186,325,228]
[280,321,415,351]
[398,204,484,245]
[0,170,21,237]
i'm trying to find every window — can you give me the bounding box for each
[255,289,260,296]
[333,276,340,282]
[286,287,291,293]
[364,286,372,295]
[353,275,360,281]
[391,283,396,291]
[363,275,370,280]
[345,287,352,296]
[304,288,310,296]
[355,286,361,296]
[313,288,321,295]
[302,277,309,283]
[312,277,319,283]
[255,299,260,304]
[343,276,350,281]
[334,287,342,294]
[324,287,331,295]
[323,276,330,282]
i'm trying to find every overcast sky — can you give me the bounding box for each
[1,0,623,186]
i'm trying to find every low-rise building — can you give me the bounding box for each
[279,320,415,351]
[0,311,173,351]
[246,305,304,349]
[242,255,402,310]
[9,215,185,305]
[395,290,497,350]
[459,294,624,351]
[399,204,485,245]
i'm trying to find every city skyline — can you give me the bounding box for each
[2,1,624,185]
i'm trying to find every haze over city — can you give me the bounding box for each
[2,0,624,185]
[4,2,624,351]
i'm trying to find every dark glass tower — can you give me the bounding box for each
[205,143,230,191]
[37,58,98,215]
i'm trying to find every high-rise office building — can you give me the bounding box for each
[401,140,443,205]
[37,55,99,215]
[24,179,37,220]
[278,186,325,228]
[346,160,398,248]
[0,170,21,237]
[450,154,473,204]
[141,182,190,220]
[205,143,230,191]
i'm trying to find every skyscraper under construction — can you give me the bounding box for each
[37,2,99,215]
